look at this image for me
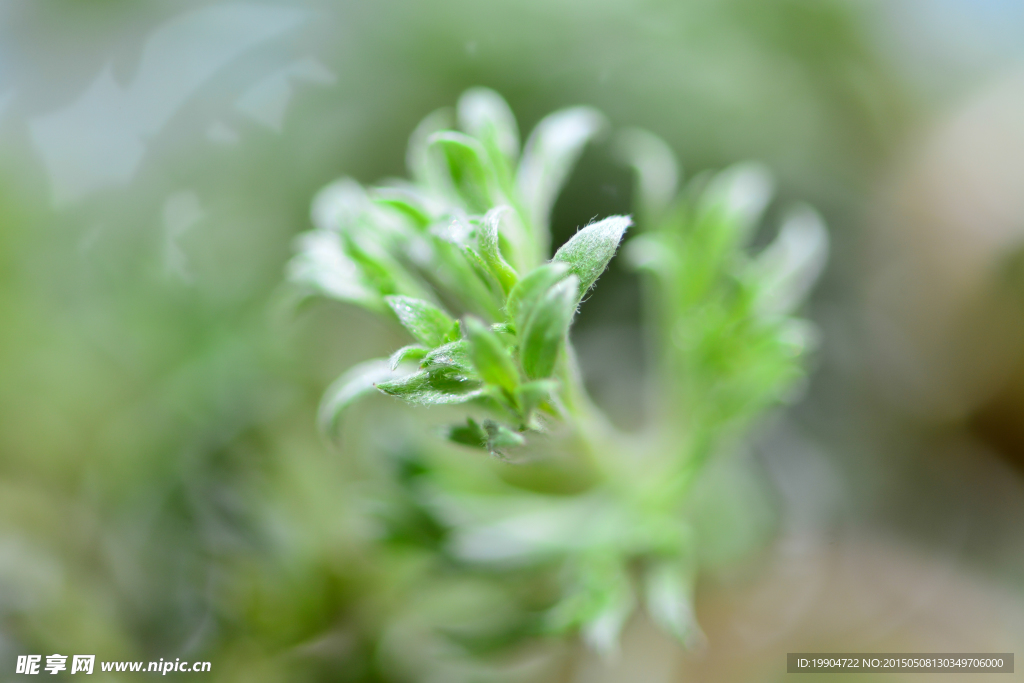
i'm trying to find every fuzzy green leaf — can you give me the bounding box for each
[613,128,679,224]
[371,187,433,230]
[388,344,429,370]
[458,87,520,165]
[505,261,570,331]
[427,230,504,321]
[752,205,828,315]
[517,107,606,244]
[287,231,382,311]
[581,568,635,658]
[459,244,505,303]
[318,359,398,437]
[464,316,519,394]
[428,131,497,214]
[342,230,433,300]
[376,370,483,406]
[445,418,525,456]
[385,295,456,347]
[482,419,525,455]
[310,177,370,232]
[420,340,474,375]
[520,275,579,380]
[700,162,774,243]
[553,215,632,300]
[621,233,678,279]
[447,417,488,449]
[478,208,519,294]
[643,559,704,649]
[514,379,557,417]
[407,108,453,188]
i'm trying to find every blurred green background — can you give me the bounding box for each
[2,1,1024,681]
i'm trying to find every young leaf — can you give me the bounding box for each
[287,231,383,311]
[421,340,474,375]
[478,207,519,294]
[310,177,370,232]
[515,379,558,417]
[621,233,679,281]
[517,106,606,246]
[552,215,632,300]
[643,559,705,649]
[505,261,570,331]
[428,227,504,321]
[447,417,488,449]
[457,87,520,165]
[376,370,483,405]
[700,162,774,243]
[520,275,579,379]
[370,186,433,230]
[752,205,828,316]
[427,131,497,214]
[342,229,432,301]
[388,344,429,370]
[581,576,635,659]
[318,359,398,437]
[613,128,679,224]
[407,108,453,188]
[482,419,525,455]
[460,243,506,304]
[385,295,456,347]
[464,316,519,394]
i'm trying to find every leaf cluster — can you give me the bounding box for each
[290,88,628,455]
[287,89,828,667]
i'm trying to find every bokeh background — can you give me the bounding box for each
[2,0,1024,680]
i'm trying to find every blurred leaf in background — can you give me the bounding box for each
[1,1,1023,682]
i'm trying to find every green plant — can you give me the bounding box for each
[288,88,826,673]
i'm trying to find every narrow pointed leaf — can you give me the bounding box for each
[752,205,828,315]
[582,572,635,659]
[428,229,504,320]
[514,379,557,417]
[478,207,520,294]
[447,418,488,449]
[643,560,705,649]
[388,344,429,370]
[310,177,369,232]
[700,162,774,242]
[318,359,398,437]
[371,187,432,229]
[421,340,474,375]
[428,131,497,214]
[458,87,520,164]
[482,419,525,455]
[385,295,456,347]
[505,261,570,330]
[553,215,632,300]
[517,107,606,242]
[521,276,579,379]
[341,230,433,302]
[287,231,382,311]
[376,370,483,405]
[460,244,505,303]
[464,316,519,394]
[621,233,678,280]
[407,108,453,187]
[613,128,679,224]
